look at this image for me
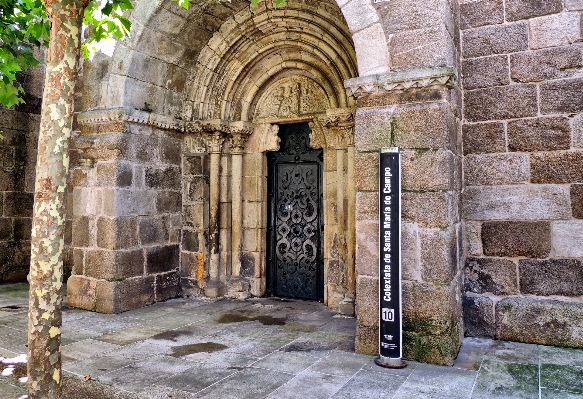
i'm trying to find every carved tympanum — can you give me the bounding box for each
[254,76,329,120]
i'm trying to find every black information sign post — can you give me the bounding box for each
[375,147,406,369]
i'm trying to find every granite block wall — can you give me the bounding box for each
[0,59,44,283]
[460,0,583,347]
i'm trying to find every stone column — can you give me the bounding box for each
[202,120,228,297]
[324,110,356,315]
[228,121,253,298]
[310,109,356,315]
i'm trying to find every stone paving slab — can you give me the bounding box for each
[2,283,583,398]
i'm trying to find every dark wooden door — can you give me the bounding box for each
[267,123,324,301]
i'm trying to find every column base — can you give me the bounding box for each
[338,295,355,316]
[204,279,226,297]
[227,276,251,300]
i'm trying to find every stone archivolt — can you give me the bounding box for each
[184,0,357,122]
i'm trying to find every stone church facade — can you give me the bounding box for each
[1,0,583,365]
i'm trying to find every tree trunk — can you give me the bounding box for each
[28,1,88,397]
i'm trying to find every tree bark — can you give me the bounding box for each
[28,1,88,397]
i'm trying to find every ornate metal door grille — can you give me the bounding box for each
[267,123,323,301]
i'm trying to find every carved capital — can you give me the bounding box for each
[200,119,229,153]
[324,109,355,148]
[246,124,280,153]
[205,132,226,154]
[310,109,355,149]
[344,67,458,99]
[308,118,326,150]
[229,133,251,154]
[185,134,207,154]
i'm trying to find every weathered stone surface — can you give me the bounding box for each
[566,0,583,10]
[496,297,583,347]
[402,280,460,336]
[540,78,583,114]
[66,275,97,311]
[389,26,455,71]
[95,276,156,314]
[145,166,180,190]
[3,192,34,217]
[355,275,378,328]
[531,151,583,184]
[462,55,509,90]
[85,249,144,281]
[97,217,138,250]
[355,325,378,355]
[183,155,206,176]
[0,218,12,241]
[355,103,456,152]
[392,102,456,150]
[505,0,563,21]
[402,150,454,192]
[462,22,528,59]
[105,189,157,217]
[139,218,167,245]
[355,220,379,277]
[465,221,482,256]
[160,137,182,165]
[352,24,391,77]
[420,227,457,284]
[414,331,460,366]
[356,192,378,221]
[571,184,583,218]
[79,133,132,162]
[463,294,495,338]
[96,162,133,188]
[155,271,180,302]
[156,191,181,213]
[462,185,571,220]
[402,222,421,281]
[402,192,457,228]
[482,221,550,258]
[342,0,379,33]
[72,216,91,247]
[464,153,529,186]
[574,114,583,149]
[182,229,199,252]
[357,86,451,109]
[510,46,583,83]
[375,0,451,33]
[462,122,505,155]
[552,221,583,257]
[529,12,581,49]
[354,152,378,192]
[507,117,570,152]
[464,257,518,295]
[519,259,583,296]
[459,0,503,29]
[464,84,537,122]
[146,245,180,274]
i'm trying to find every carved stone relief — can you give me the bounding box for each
[245,124,280,153]
[254,76,330,121]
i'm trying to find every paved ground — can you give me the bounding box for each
[1,283,583,399]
